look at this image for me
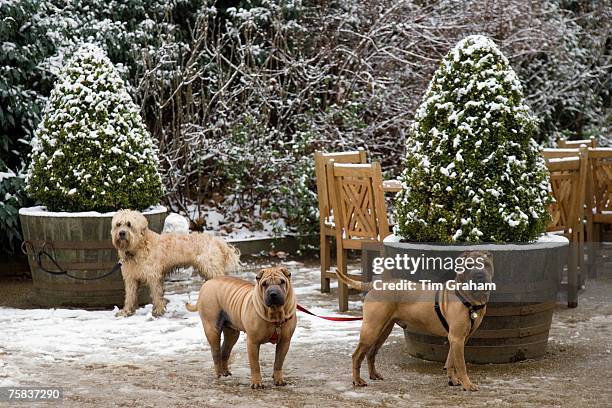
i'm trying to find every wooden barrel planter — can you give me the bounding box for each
[383,234,568,364]
[19,206,167,308]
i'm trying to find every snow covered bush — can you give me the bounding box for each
[25,44,162,212]
[394,35,551,243]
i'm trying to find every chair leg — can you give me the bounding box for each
[568,242,578,308]
[578,240,586,288]
[320,234,331,293]
[591,224,602,278]
[337,248,349,312]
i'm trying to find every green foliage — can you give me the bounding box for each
[26,44,162,212]
[0,0,200,175]
[395,35,552,243]
[0,173,31,253]
[211,112,318,234]
[0,0,55,171]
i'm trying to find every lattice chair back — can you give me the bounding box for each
[326,162,390,247]
[314,149,367,232]
[589,148,612,217]
[545,145,588,241]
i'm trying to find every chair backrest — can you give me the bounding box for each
[588,148,612,216]
[326,162,390,248]
[314,150,367,230]
[542,147,584,160]
[556,137,597,148]
[545,146,589,240]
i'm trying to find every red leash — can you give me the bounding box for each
[296,304,363,321]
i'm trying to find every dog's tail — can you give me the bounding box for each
[185,302,198,312]
[335,268,373,292]
[223,243,242,274]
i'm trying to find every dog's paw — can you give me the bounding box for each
[115,309,134,318]
[273,371,286,386]
[369,371,384,381]
[250,380,265,389]
[462,382,479,391]
[448,378,461,386]
[152,306,167,317]
[220,369,232,377]
[274,378,287,386]
[353,377,368,387]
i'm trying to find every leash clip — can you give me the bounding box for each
[470,311,479,320]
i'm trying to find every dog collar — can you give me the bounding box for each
[454,289,486,322]
[268,315,293,344]
[434,289,486,334]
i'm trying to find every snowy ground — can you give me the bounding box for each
[1,259,611,407]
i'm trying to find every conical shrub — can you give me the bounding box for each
[394,35,551,243]
[26,44,162,212]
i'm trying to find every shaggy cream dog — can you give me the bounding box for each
[111,210,240,317]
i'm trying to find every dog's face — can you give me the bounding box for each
[456,251,494,303]
[256,267,292,308]
[111,210,148,252]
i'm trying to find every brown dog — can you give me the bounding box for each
[111,209,240,317]
[336,251,494,391]
[186,267,297,388]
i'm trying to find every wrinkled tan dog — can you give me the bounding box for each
[337,251,494,391]
[111,209,240,317]
[186,267,297,389]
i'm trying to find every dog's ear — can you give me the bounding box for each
[480,251,494,277]
[138,213,149,233]
[279,267,291,279]
[256,269,265,281]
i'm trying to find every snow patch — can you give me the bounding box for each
[19,205,166,218]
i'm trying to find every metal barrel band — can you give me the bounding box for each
[21,240,122,281]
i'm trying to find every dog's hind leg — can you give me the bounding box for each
[203,323,224,378]
[353,309,393,387]
[352,341,371,387]
[220,327,239,377]
[366,320,395,381]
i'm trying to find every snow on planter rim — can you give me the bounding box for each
[383,233,568,251]
[19,204,166,218]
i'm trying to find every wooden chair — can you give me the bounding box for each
[326,161,391,311]
[543,147,591,279]
[586,148,612,275]
[544,145,589,307]
[543,147,612,279]
[556,137,597,148]
[314,149,367,293]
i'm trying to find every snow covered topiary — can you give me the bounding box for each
[394,35,551,243]
[25,44,162,212]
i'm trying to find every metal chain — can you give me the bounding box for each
[21,240,122,281]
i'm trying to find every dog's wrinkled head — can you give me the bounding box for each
[256,267,292,308]
[456,251,494,303]
[111,210,148,252]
